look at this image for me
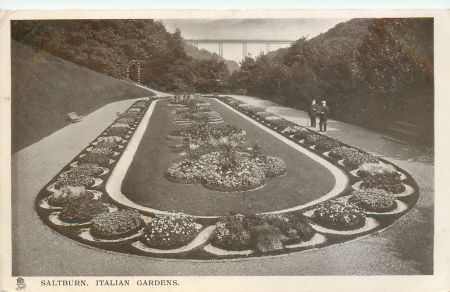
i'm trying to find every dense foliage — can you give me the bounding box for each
[12,20,230,93]
[229,18,433,142]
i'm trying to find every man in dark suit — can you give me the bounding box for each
[319,100,330,133]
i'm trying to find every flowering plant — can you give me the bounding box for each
[329,146,359,160]
[48,185,93,207]
[313,199,366,230]
[142,213,199,249]
[59,198,109,223]
[97,136,122,143]
[91,147,113,156]
[54,171,94,189]
[360,175,405,194]
[116,118,135,125]
[315,138,341,151]
[282,125,304,134]
[91,210,144,239]
[95,141,119,150]
[343,151,378,168]
[107,127,128,137]
[348,188,397,212]
[79,152,110,166]
[357,162,399,178]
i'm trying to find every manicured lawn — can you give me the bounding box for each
[121,99,335,216]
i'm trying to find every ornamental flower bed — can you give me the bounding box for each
[59,198,109,224]
[95,141,119,150]
[54,171,94,189]
[304,133,326,145]
[79,152,110,166]
[107,126,129,137]
[329,146,359,160]
[68,163,103,177]
[282,125,304,135]
[116,118,135,125]
[348,188,397,213]
[292,128,311,140]
[343,151,379,168]
[142,213,199,249]
[313,199,366,231]
[357,162,399,179]
[315,138,341,152]
[48,186,94,207]
[165,159,203,184]
[210,215,253,250]
[268,118,294,130]
[110,123,130,129]
[90,147,113,156]
[360,175,406,194]
[91,210,144,239]
[117,112,140,119]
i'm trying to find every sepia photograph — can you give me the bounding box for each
[1,6,449,292]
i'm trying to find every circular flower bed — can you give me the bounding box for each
[360,175,406,194]
[348,188,397,213]
[200,152,266,192]
[313,199,366,231]
[91,210,144,239]
[79,152,110,166]
[59,198,109,224]
[142,213,199,249]
[54,171,94,189]
[48,186,93,207]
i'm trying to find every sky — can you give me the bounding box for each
[162,19,349,63]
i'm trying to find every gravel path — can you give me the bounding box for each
[12,94,433,276]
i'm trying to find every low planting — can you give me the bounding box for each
[59,198,109,224]
[107,126,129,137]
[116,117,135,125]
[281,125,304,135]
[348,188,397,213]
[79,152,110,166]
[68,163,103,177]
[95,140,119,150]
[329,146,358,160]
[97,135,122,143]
[357,162,399,179]
[210,214,315,252]
[343,151,379,168]
[54,171,94,189]
[315,138,341,152]
[142,213,199,249]
[48,186,93,207]
[90,147,113,156]
[91,210,144,239]
[360,175,406,194]
[313,199,366,231]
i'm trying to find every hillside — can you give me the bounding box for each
[184,43,240,72]
[11,40,153,152]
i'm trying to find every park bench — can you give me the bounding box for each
[65,112,83,123]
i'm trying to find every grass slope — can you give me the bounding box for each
[11,40,153,152]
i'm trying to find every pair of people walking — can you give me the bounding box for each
[309,99,329,133]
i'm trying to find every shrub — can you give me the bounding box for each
[344,151,379,168]
[313,199,366,230]
[348,188,397,212]
[357,162,399,178]
[142,213,199,249]
[91,210,144,239]
[329,146,358,159]
[210,215,253,250]
[315,138,341,152]
[107,127,129,137]
[95,141,119,150]
[360,175,406,194]
[59,198,109,223]
[116,118,135,125]
[48,185,93,207]
[253,224,286,253]
[54,171,94,189]
[79,152,110,166]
